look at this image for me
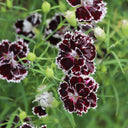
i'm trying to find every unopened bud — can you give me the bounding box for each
[65,10,77,27]
[45,67,54,78]
[6,0,13,9]
[42,1,51,14]
[94,27,106,41]
[27,52,36,62]
[19,110,27,120]
[101,65,107,73]
[1,7,6,12]
[34,28,42,39]
[120,20,128,36]
[51,63,56,68]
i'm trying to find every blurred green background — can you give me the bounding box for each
[0,0,128,128]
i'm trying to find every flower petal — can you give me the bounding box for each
[66,0,81,6]
[76,7,92,21]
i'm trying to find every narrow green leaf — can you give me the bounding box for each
[0,96,13,101]
[64,111,76,128]
[112,85,119,116]
[13,6,27,11]
[20,84,28,113]
[111,51,125,74]
[106,21,110,49]
[6,109,18,128]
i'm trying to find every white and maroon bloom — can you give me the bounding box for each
[15,13,42,43]
[26,13,42,27]
[32,91,54,118]
[56,31,96,76]
[0,40,30,83]
[45,13,69,46]
[40,125,47,128]
[20,123,46,128]
[20,123,33,128]
[58,75,98,116]
[77,23,96,40]
[66,0,107,23]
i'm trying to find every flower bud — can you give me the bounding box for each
[45,67,54,78]
[6,0,13,9]
[94,27,106,41]
[1,7,6,12]
[27,52,36,62]
[101,65,107,73]
[42,1,51,14]
[19,110,27,120]
[120,20,128,36]
[59,1,66,12]
[65,10,77,27]
[51,63,56,68]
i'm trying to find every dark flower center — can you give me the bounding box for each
[71,50,79,59]
[68,90,81,103]
[4,52,18,68]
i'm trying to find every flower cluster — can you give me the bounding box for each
[55,0,107,116]
[14,13,42,43]
[0,0,108,127]
[0,40,30,83]
[56,30,98,115]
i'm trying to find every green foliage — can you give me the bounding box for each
[0,0,128,128]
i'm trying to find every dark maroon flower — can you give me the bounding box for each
[20,123,47,128]
[58,75,98,116]
[45,13,69,46]
[20,123,32,128]
[0,40,30,83]
[32,106,47,118]
[56,31,96,76]
[66,0,107,23]
[77,23,96,40]
[14,13,42,43]
[26,13,42,27]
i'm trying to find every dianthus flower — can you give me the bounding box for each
[41,125,47,128]
[56,31,96,76]
[32,90,54,118]
[20,123,32,128]
[14,13,42,43]
[0,40,30,83]
[58,75,98,116]
[77,23,96,40]
[66,0,107,23]
[45,13,69,45]
[20,123,47,128]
